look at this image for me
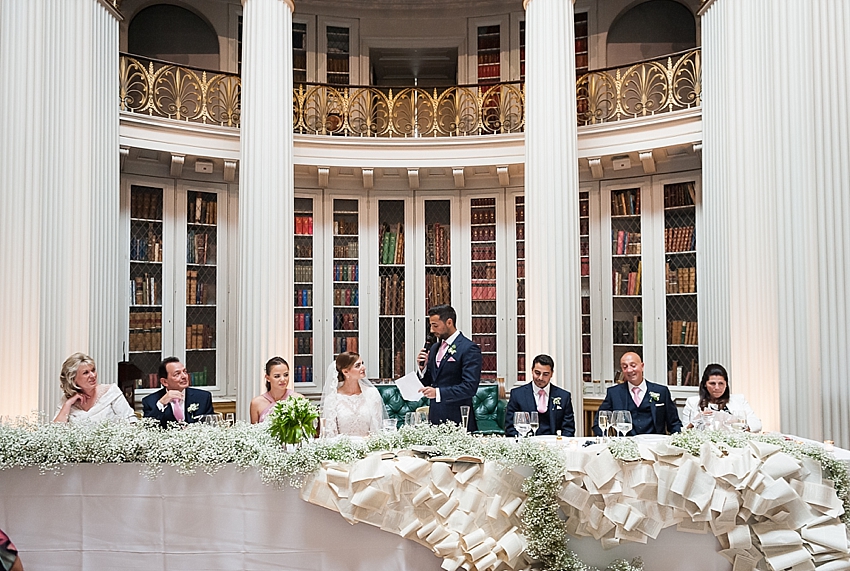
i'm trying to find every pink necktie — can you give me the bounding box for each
[632,386,642,407]
[435,341,448,367]
[537,389,547,414]
[172,399,185,422]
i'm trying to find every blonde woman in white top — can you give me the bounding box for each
[53,353,136,423]
[681,363,761,432]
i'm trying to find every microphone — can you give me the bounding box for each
[423,334,437,352]
[419,334,437,368]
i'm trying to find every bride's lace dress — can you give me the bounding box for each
[324,387,384,437]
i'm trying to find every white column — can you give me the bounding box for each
[523,0,582,429]
[237,0,295,420]
[701,0,850,445]
[0,0,121,419]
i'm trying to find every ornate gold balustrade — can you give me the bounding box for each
[119,49,701,134]
[577,49,701,125]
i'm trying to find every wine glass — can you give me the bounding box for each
[597,410,611,442]
[529,412,539,436]
[514,412,531,441]
[460,405,470,430]
[383,418,398,432]
[730,412,747,431]
[614,410,632,438]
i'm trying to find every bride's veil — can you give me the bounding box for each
[320,360,389,422]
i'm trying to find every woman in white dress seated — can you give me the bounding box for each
[53,353,137,423]
[321,352,387,437]
[682,363,761,432]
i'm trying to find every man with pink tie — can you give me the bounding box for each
[505,354,575,437]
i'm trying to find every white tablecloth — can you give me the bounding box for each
[0,464,729,571]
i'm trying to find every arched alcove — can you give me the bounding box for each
[128,3,220,70]
[606,0,696,68]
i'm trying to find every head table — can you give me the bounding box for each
[0,428,847,571]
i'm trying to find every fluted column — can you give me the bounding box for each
[0,0,121,419]
[523,0,582,430]
[237,0,295,420]
[701,0,850,445]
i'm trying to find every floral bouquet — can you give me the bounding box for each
[267,396,319,447]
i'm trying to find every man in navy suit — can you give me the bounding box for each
[417,305,482,431]
[142,356,214,428]
[505,354,575,437]
[593,352,681,436]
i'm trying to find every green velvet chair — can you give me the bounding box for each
[376,382,506,434]
[473,383,506,435]
[376,384,428,428]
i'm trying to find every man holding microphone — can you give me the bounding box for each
[417,304,482,431]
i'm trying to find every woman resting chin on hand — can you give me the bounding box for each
[53,353,137,424]
[681,363,761,433]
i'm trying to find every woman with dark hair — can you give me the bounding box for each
[250,357,303,423]
[682,363,762,432]
[320,352,387,437]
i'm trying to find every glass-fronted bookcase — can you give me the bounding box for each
[123,177,229,396]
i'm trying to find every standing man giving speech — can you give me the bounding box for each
[418,305,482,431]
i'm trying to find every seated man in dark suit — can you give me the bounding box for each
[142,356,214,427]
[505,354,575,437]
[593,352,682,436]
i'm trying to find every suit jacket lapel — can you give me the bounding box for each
[647,385,657,428]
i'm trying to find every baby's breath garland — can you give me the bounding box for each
[0,419,639,571]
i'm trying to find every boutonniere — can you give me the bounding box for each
[447,344,457,356]
[187,403,199,413]
[552,397,562,410]
[649,392,660,403]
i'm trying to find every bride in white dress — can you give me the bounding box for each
[321,352,387,437]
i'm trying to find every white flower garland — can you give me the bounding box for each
[6,420,848,570]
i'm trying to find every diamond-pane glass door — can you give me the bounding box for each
[185,190,218,387]
[610,188,643,376]
[294,197,315,384]
[333,199,359,356]
[378,200,406,380]
[515,196,525,383]
[129,185,164,389]
[471,197,497,382]
[664,181,698,386]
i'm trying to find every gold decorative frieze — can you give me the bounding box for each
[119,49,701,135]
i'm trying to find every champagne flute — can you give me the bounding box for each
[616,410,632,438]
[529,411,539,436]
[513,412,530,441]
[460,405,470,430]
[597,410,611,442]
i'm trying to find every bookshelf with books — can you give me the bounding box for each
[609,187,644,377]
[128,184,165,388]
[332,199,359,356]
[325,25,350,85]
[377,200,406,381]
[470,197,498,382]
[477,24,501,83]
[294,197,315,384]
[424,199,452,314]
[184,190,219,387]
[579,191,592,383]
[664,181,699,387]
[514,196,525,384]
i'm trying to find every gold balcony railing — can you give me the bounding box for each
[577,49,701,126]
[119,49,701,134]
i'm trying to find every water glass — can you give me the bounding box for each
[416,411,429,425]
[383,418,398,432]
[224,413,235,427]
[405,412,416,427]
